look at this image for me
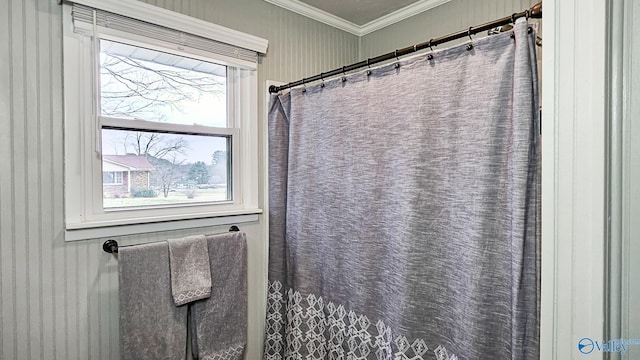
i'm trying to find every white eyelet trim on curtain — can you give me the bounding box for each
[264,281,458,360]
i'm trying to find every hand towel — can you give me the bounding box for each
[118,241,188,360]
[167,234,212,306]
[190,231,248,360]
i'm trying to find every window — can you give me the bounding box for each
[102,171,123,185]
[62,0,267,240]
[99,40,232,209]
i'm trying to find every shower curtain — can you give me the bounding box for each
[265,20,539,360]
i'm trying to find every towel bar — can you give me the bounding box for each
[103,225,241,254]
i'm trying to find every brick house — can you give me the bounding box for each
[102,155,155,197]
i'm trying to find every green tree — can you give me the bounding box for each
[188,161,209,184]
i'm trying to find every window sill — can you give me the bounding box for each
[65,209,262,241]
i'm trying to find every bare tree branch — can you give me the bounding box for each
[100,53,224,120]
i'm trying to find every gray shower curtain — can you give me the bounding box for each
[265,20,539,360]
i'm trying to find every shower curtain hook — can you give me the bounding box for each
[301,78,307,93]
[320,73,325,88]
[511,12,518,24]
[427,39,434,61]
[366,58,372,76]
[394,50,400,68]
[341,66,347,82]
[466,27,474,51]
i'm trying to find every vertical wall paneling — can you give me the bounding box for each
[541,0,607,358]
[51,0,66,357]
[37,0,54,358]
[25,0,40,355]
[9,0,21,358]
[0,1,13,359]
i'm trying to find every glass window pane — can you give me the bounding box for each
[100,40,227,128]
[102,171,123,184]
[101,129,230,209]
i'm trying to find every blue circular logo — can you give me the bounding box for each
[578,338,595,354]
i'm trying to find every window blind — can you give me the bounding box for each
[71,4,259,64]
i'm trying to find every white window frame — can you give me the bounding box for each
[62,0,267,241]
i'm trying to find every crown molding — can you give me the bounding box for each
[359,0,452,35]
[264,0,361,35]
[264,0,451,36]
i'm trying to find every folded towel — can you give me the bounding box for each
[190,231,248,360]
[118,241,188,360]
[167,234,212,306]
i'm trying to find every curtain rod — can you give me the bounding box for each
[269,2,541,94]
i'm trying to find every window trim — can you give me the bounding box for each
[64,0,268,56]
[62,3,265,241]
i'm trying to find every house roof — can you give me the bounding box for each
[102,155,155,171]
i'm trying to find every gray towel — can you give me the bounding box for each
[167,235,212,306]
[118,241,187,360]
[190,231,248,360]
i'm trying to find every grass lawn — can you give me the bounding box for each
[103,187,228,208]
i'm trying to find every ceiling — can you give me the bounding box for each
[264,0,452,36]
[298,0,421,26]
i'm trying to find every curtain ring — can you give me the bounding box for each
[394,50,400,68]
[320,73,325,88]
[366,59,372,76]
[301,78,307,93]
[466,27,474,50]
[525,9,530,20]
[341,66,347,82]
[511,12,517,24]
[427,39,434,61]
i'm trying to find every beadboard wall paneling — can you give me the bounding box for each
[0,1,66,359]
[0,0,358,359]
